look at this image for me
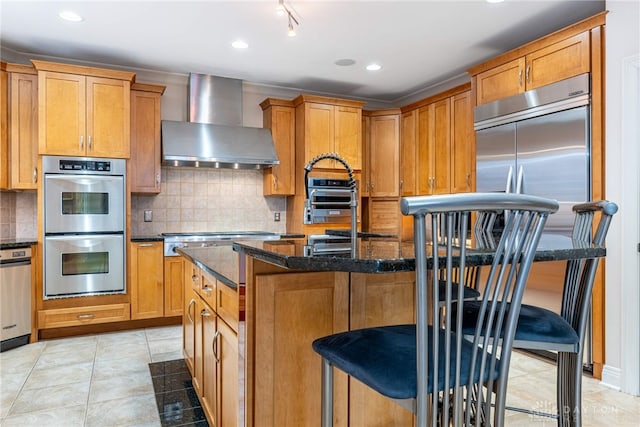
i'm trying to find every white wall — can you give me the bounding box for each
[602,0,640,394]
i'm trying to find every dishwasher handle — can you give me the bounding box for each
[0,260,31,268]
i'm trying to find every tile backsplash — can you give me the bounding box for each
[131,167,287,236]
[0,191,37,240]
[1,168,285,240]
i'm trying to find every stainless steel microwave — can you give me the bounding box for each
[304,178,357,224]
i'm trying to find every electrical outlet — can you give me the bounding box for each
[144,210,153,222]
[274,212,281,222]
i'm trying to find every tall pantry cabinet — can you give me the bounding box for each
[6,64,39,190]
[361,110,401,235]
[398,84,473,239]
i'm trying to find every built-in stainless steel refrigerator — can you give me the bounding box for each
[474,73,593,367]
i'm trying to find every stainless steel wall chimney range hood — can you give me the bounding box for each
[161,73,279,169]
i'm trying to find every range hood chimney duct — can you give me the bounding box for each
[161,73,279,169]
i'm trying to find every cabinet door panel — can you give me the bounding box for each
[217,318,238,427]
[254,271,349,427]
[350,272,415,426]
[184,271,197,375]
[475,58,525,105]
[1,69,7,189]
[416,106,431,194]
[361,115,370,197]
[10,73,38,189]
[367,199,401,236]
[164,257,184,317]
[87,77,129,158]
[39,72,85,155]
[334,106,362,170]
[305,103,333,167]
[130,90,161,193]
[130,242,164,320]
[202,308,217,424]
[370,115,399,197]
[193,297,206,396]
[527,32,590,89]
[400,111,417,196]
[431,99,451,194]
[450,91,473,193]
[263,106,295,195]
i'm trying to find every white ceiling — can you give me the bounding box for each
[0,0,605,104]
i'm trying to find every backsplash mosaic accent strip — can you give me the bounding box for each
[131,168,287,235]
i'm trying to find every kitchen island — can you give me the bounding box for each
[236,235,603,427]
[178,236,604,427]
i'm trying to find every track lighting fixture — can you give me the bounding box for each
[276,1,299,37]
[287,13,297,37]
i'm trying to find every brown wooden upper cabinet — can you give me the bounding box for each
[33,60,134,159]
[0,64,8,189]
[8,65,38,190]
[363,110,400,197]
[293,95,364,171]
[400,110,416,197]
[450,91,473,193]
[261,98,295,196]
[475,31,590,105]
[401,85,473,197]
[130,83,165,194]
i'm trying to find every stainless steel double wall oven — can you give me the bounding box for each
[42,156,126,299]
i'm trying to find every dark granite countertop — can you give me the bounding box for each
[131,235,164,242]
[177,245,240,290]
[0,239,37,250]
[233,234,606,274]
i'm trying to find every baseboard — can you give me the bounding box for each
[600,365,622,391]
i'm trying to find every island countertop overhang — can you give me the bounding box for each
[232,234,605,274]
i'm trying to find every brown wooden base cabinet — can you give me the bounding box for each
[183,258,239,427]
[130,241,182,320]
[245,257,417,427]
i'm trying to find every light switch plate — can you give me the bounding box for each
[144,210,153,222]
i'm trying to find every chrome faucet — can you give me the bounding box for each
[303,153,358,257]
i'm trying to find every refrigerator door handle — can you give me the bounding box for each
[506,166,514,193]
[516,165,525,194]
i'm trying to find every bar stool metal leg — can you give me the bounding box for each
[557,352,582,427]
[321,358,334,427]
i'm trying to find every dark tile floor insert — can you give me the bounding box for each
[149,359,209,427]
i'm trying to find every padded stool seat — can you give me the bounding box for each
[457,302,580,350]
[312,324,498,399]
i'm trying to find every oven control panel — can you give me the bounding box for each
[42,156,127,176]
[58,159,111,172]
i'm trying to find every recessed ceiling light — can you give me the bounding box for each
[335,59,356,67]
[486,0,505,3]
[232,40,249,49]
[366,63,382,71]
[58,10,83,22]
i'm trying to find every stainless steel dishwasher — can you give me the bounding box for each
[1,246,32,352]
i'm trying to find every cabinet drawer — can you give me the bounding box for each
[199,272,216,309]
[217,283,239,332]
[38,303,130,329]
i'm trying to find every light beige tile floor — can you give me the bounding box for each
[0,325,182,427]
[1,325,639,426]
[505,351,640,426]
